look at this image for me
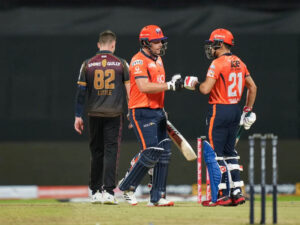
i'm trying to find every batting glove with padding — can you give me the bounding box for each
[184,76,199,90]
[167,74,183,91]
[240,106,256,130]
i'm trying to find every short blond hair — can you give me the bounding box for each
[99,30,116,44]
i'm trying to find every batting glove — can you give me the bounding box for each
[167,74,183,91]
[184,76,199,90]
[240,106,256,130]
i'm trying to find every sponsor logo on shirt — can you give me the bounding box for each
[148,62,156,68]
[132,60,143,66]
[107,62,121,66]
[229,98,238,104]
[134,66,142,74]
[102,59,107,67]
[88,62,101,67]
[210,64,215,69]
[156,74,165,83]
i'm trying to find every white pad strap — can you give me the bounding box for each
[227,163,243,171]
[233,181,244,188]
[218,183,227,190]
[224,156,240,160]
[215,157,224,161]
[147,147,164,151]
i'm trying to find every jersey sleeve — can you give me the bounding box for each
[75,60,88,117]
[206,61,221,79]
[77,60,88,86]
[131,58,148,79]
[121,59,130,83]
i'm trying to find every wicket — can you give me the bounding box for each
[248,133,278,225]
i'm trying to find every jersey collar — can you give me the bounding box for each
[140,49,158,61]
[222,52,233,56]
[97,50,113,54]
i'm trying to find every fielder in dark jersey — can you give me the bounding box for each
[74,30,130,205]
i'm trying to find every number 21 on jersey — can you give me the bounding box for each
[228,72,243,97]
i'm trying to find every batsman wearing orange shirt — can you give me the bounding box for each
[185,28,257,206]
[118,25,183,206]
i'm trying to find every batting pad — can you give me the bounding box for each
[203,141,222,203]
[119,148,162,191]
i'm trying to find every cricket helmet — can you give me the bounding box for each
[139,25,168,56]
[139,25,168,42]
[208,28,234,46]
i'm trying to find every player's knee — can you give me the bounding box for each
[139,148,163,168]
[157,139,171,163]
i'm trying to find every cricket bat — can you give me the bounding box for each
[235,112,251,146]
[166,120,197,161]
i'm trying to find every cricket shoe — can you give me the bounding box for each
[217,196,232,206]
[91,190,102,204]
[102,191,118,205]
[147,198,174,207]
[201,200,217,207]
[230,193,246,206]
[202,196,232,207]
[123,190,138,206]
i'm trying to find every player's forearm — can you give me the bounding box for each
[138,82,168,93]
[199,83,211,95]
[125,82,130,103]
[245,85,257,108]
[198,78,216,95]
[75,85,86,117]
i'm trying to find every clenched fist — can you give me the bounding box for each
[167,74,183,91]
[184,76,199,90]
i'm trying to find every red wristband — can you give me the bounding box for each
[243,106,252,112]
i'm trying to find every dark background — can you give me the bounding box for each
[0,0,299,186]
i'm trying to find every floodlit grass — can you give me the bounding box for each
[0,196,300,225]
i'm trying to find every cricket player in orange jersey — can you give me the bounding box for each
[118,25,183,206]
[184,28,257,206]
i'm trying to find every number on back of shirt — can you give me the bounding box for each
[228,72,242,97]
[94,69,115,90]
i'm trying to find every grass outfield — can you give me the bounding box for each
[0,196,300,225]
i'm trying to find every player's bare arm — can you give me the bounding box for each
[199,77,217,95]
[184,76,216,94]
[244,75,257,108]
[136,75,183,93]
[136,77,168,93]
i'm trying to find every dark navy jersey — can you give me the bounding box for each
[77,50,129,117]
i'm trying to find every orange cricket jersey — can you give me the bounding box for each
[206,53,250,104]
[128,51,165,109]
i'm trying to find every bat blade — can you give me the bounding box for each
[166,120,197,161]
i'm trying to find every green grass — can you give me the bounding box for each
[0,196,300,225]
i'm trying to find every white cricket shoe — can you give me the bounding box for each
[147,198,174,207]
[91,190,102,204]
[123,190,138,206]
[102,191,118,205]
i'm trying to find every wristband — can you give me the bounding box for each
[243,106,252,112]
